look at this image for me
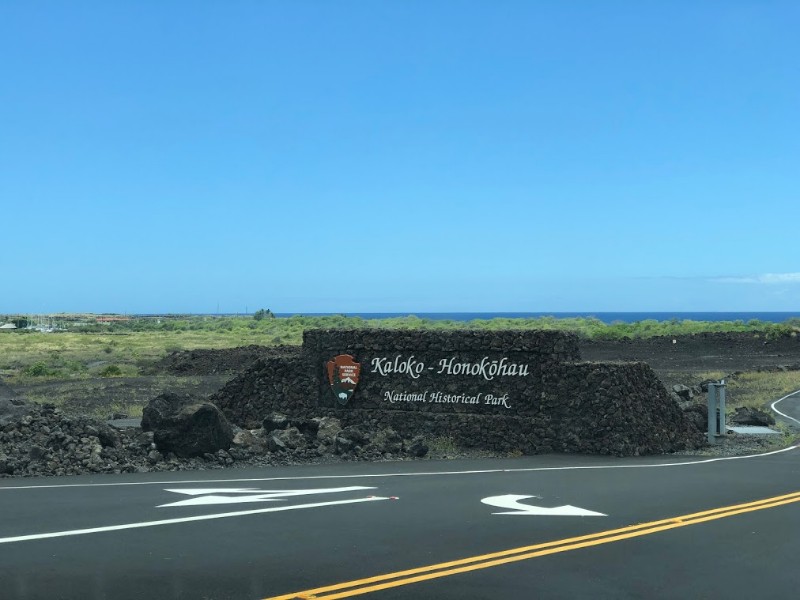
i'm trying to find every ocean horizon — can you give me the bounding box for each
[275,312,800,324]
[137,311,800,324]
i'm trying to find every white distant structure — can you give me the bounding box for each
[28,314,61,332]
[0,323,17,330]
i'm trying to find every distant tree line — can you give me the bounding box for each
[33,313,800,341]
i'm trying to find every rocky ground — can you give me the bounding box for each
[0,399,432,478]
[16,375,230,419]
[145,344,297,376]
[2,333,799,478]
[578,332,800,388]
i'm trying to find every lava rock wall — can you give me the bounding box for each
[213,352,312,426]
[212,329,703,456]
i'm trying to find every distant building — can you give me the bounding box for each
[0,323,17,330]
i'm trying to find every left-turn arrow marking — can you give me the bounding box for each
[481,494,606,516]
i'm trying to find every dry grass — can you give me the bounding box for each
[0,330,276,382]
[725,371,800,410]
[4,329,799,424]
[679,370,800,411]
[0,329,274,421]
[15,375,231,420]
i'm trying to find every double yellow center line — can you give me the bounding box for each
[266,490,800,599]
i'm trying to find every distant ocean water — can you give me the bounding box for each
[267,312,799,324]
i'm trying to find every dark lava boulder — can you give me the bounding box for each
[0,397,29,427]
[729,406,776,427]
[150,345,298,376]
[266,426,306,452]
[0,379,29,427]
[142,392,234,458]
[263,413,290,431]
[406,436,430,458]
[682,404,708,432]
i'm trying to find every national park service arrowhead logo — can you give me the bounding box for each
[326,354,361,406]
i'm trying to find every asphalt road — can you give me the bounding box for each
[3,399,800,599]
[773,389,800,428]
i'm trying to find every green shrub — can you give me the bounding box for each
[23,362,52,377]
[99,364,123,377]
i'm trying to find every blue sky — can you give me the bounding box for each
[1,1,798,314]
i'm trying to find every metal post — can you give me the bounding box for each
[707,383,717,444]
[718,380,726,438]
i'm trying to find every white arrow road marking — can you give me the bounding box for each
[160,488,268,496]
[482,494,607,516]
[158,486,376,507]
[0,496,390,545]
[160,494,283,507]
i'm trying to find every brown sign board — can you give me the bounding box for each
[326,354,361,405]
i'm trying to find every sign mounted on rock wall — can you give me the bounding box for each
[326,354,361,405]
[210,329,706,457]
[369,354,526,409]
[308,330,582,416]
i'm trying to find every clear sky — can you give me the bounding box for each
[1,1,798,314]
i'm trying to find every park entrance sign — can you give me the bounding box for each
[370,354,528,409]
[306,329,577,420]
[213,329,704,456]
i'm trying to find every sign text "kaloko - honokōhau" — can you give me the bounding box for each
[370,356,530,380]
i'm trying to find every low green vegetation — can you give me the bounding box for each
[2,315,799,429]
[0,314,797,383]
[69,313,800,339]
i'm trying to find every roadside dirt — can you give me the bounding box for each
[11,375,231,418]
[9,346,299,418]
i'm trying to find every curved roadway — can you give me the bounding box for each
[772,389,800,428]
[0,391,798,599]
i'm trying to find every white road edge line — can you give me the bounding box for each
[0,496,388,545]
[771,388,800,425]
[1,444,798,491]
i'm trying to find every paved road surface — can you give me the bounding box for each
[773,389,800,428]
[1,393,799,599]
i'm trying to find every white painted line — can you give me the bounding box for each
[771,388,800,425]
[0,496,389,545]
[0,469,506,490]
[1,444,798,492]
